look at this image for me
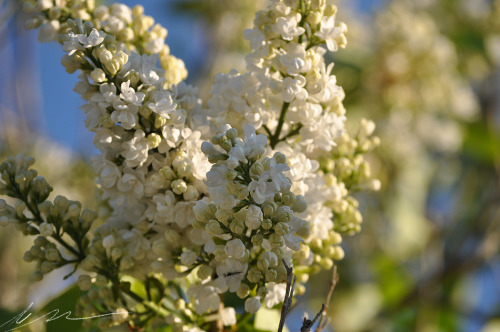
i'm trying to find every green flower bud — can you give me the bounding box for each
[310,0,325,10]
[262,218,273,230]
[174,299,186,310]
[45,247,61,261]
[257,258,269,271]
[250,162,264,179]
[155,115,167,128]
[269,233,284,248]
[281,192,295,206]
[226,169,238,181]
[32,270,43,281]
[273,152,287,164]
[23,251,34,262]
[332,246,345,260]
[291,195,307,213]
[171,179,187,195]
[111,248,123,261]
[324,4,337,16]
[236,283,250,299]
[164,229,181,244]
[206,219,224,236]
[197,265,213,280]
[320,258,334,270]
[265,269,278,282]
[31,176,52,202]
[271,247,284,258]
[14,200,26,217]
[147,133,162,149]
[296,284,306,295]
[41,261,55,273]
[251,234,264,246]
[226,128,238,140]
[220,140,232,152]
[274,222,290,236]
[229,219,245,235]
[95,274,108,287]
[247,268,262,283]
[152,240,167,255]
[262,202,277,217]
[257,286,269,298]
[276,206,291,223]
[214,246,227,261]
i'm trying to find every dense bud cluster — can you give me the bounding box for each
[0,155,93,281]
[1,0,380,330]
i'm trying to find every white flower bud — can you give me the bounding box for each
[25,17,42,30]
[171,179,187,195]
[146,133,161,149]
[78,275,92,291]
[112,308,129,324]
[224,239,245,259]
[245,296,261,314]
[220,307,236,326]
[197,265,213,280]
[236,283,250,299]
[45,247,60,261]
[38,20,60,43]
[90,68,106,83]
[95,274,108,287]
[245,205,263,230]
[152,240,167,256]
[39,222,54,237]
[291,195,307,213]
[180,250,197,266]
[102,235,115,249]
[183,185,199,201]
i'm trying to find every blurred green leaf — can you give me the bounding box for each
[462,122,500,165]
[38,285,86,332]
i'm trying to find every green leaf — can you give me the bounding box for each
[462,122,500,165]
[38,285,86,332]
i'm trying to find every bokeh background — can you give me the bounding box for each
[1,0,500,331]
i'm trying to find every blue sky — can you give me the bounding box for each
[1,0,382,155]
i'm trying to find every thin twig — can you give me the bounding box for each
[278,259,296,332]
[316,266,339,331]
[300,304,325,332]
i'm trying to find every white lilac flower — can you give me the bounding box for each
[39,222,54,237]
[187,284,221,314]
[77,28,106,48]
[225,239,246,259]
[282,75,308,102]
[272,15,305,41]
[110,100,138,130]
[264,282,286,308]
[245,205,263,230]
[37,20,60,43]
[120,82,145,106]
[280,43,311,76]
[149,90,177,119]
[215,259,248,292]
[242,124,267,160]
[180,250,197,266]
[315,16,345,52]
[121,130,149,168]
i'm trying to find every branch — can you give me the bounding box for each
[316,265,339,331]
[277,260,331,332]
[300,304,325,332]
[278,259,297,332]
